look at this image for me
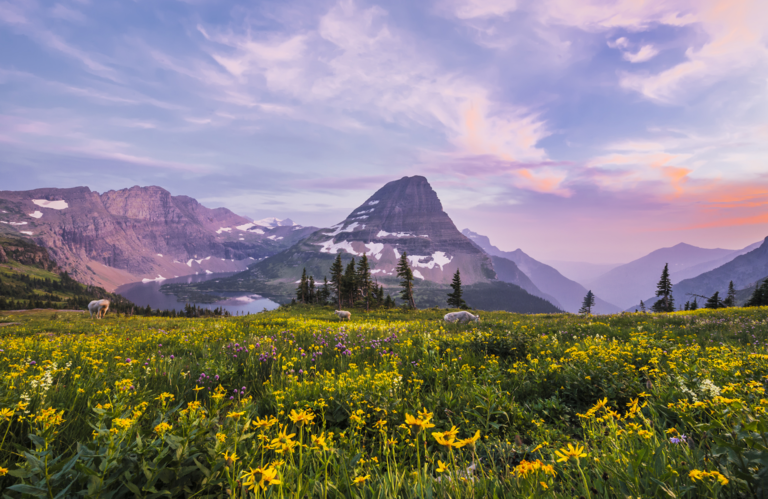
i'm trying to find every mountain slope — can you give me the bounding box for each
[177,176,559,313]
[0,234,136,312]
[0,186,316,290]
[462,229,620,313]
[588,242,755,309]
[490,256,563,309]
[630,236,768,310]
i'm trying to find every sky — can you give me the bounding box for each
[1,0,767,263]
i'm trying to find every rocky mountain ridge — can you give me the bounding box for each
[462,229,620,314]
[0,186,316,290]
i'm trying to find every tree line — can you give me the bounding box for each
[294,251,470,311]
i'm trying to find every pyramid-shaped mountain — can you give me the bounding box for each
[174,176,559,312]
[298,175,494,284]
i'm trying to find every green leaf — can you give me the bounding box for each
[7,484,49,497]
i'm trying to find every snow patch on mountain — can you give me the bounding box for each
[32,199,68,210]
[365,242,384,260]
[413,270,425,279]
[20,231,33,235]
[216,227,232,234]
[254,217,294,228]
[316,239,360,255]
[29,211,43,218]
[323,222,360,237]
[267,235,284,241]
[408,252,452,271]
[9,222,27,226]
[367,200,380,205]
[377,230,415,238]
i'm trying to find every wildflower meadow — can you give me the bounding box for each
[1,306,768,497]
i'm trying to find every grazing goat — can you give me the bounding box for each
[335,310,351,321]
[88,299,110,319]
[444,311,480,324]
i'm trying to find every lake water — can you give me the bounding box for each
[115,272,280,315]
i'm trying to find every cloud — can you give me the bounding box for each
[622,44,659,63]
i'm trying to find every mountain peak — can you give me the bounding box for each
[280,176,495,285]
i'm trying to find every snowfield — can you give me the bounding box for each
[32,199,68,210]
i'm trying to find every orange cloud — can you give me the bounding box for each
[514,168,571,196]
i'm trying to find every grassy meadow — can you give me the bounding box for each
[1,306,768,497]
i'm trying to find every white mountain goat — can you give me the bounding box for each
[88,299,110,319]
[335,310,351,321]
[444,311,480,324]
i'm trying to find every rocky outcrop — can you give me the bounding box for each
[0,186,316,290]
[0,235,58,271]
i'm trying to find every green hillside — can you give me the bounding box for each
[0,235,135,312]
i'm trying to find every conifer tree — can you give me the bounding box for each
[652,263,674,312]
[319,276,330,305]
[639,300,646,312]
[691,298,698,310]
[396,251,416,309]
[578,290,595,314]
[384,294,394,308]
[447,269,467,309]
[684,301,690,311]
[747,280,768,307]
[296,268,308,303]
[724,281,736,307]
[705,291,724,309]
[357,255,372,312]
[329,255,344,309]
[342,258,357,307]
[308,275,316,304]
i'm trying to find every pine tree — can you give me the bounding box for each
[342,258,357,307]
[724,281,736,307]
[396,251,416,309]
[319,276,330,305]
[357,255,372,312]
[705,291,724,309]
[308,275,316,304]
[691,298,699,310]
[578,290,595,314]
[296,268,308,303]
[639,300,646,312]
[384,294,394,308]
[447,269,467,309]
[329,255,344,309]
[652,263,674,312]
[684,301,690,311]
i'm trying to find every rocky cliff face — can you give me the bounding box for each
[0,186,315,290]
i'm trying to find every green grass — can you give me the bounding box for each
[1,306,767,497]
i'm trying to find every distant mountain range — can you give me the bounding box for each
[586,241,762,309]
[631,237,768,310]
[173,176,560,313]
[461,229,621,314]
[0,186,316,290]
